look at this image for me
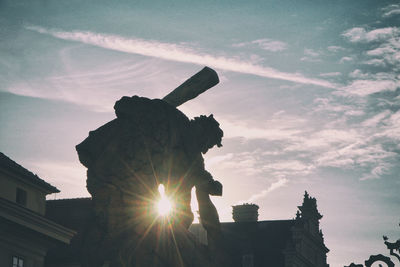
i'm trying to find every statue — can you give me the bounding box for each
[76,67,227,267]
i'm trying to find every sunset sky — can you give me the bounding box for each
[1,0,399,266]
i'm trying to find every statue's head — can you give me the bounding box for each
[191,115,223,154]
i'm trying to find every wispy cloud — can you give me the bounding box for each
[327,46,345,53]
[313,97,365,116]
[349,69,370,79]
[239,177,288,204]
[25,25,335,88]
[338,78,400,96]
[342,24,400,72]
[342,27,400,43]
[361,111,391,128]
[382,4,400,17]
[365,37,400,68]
[7,58,171,111]
[377,110,400,141]
[362,58,386,67]
[304,48,320,57]
[233,38,288,52]
[360,162,392,180]
[341,25,400,96]
[220,112,306,141]
[301,48,322,62]
[340,56,353,63]
[319,72,342,77]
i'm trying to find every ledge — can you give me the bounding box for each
[0,197,76,244]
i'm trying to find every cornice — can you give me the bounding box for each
[0,197,75,244]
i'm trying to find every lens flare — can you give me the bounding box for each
[157,184,173,216]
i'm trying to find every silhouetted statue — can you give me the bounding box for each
[76,67,227,267]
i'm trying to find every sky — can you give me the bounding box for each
[0,0,399,266]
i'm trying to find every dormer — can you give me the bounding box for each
[0,152,59,215]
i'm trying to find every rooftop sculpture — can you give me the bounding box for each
[76,67,228,267]
[345,223,400,267]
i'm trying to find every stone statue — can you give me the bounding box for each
[76,67,227,267]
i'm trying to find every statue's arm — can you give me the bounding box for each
[192,157,222,196]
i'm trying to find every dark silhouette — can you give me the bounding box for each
[345,223,400,267]
[76,67,228,267]
[383,234,400,262]
[44,191,330,267]
[364,254,394,267]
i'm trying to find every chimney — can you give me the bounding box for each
[232,204,259,222]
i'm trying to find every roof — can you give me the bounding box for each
[0,197,75,245]
[0,152,59,193]
[221,220,295,267]
[44,198,296,267]
[46,197,92,230]
[45,198,93,265]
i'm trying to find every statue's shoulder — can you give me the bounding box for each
[114,95,189,123]
[114,95,155,118]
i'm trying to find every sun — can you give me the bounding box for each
[156,184,173,216]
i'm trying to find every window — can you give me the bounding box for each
[242,254,254,267]
[16,188,27,206]
[12,256,24,267]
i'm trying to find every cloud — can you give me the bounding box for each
[362,58,386,67]
[342,27,400,43]
[319,72,342,77]
[339,79,400,96]
[365,37,400,68]
[301,57,321,63]
[313,97,365,116]
[284,129,362,152]
[214,90,398,181]
[361,111,391,127]
[342,25,400,70]
[314,141,395,171]
[233,38,288,52]
[361,162,392,180]
[377,110,400,141]
[301,48,322,62]
[366,46,395,57]
[239,177,288,204]
[382,4,400,17]
[205,153,234,167]
[349,70,370,79]
[6,58,172,111]
[327,46,345,52]
[304,49,320,57]
[220,112,306,141]
[25,25,335,88]
[340,56,353,63]
[254,39,288,52]
[261,160,313,174]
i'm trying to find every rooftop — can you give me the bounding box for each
[0,152,59,193]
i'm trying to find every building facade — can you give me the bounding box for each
[44,192,329,267]
[189,192,329,267]
[0,152,329,267]
[0,152,75,267]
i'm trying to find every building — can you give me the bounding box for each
[44,192,329,267]
[45,198,93,267]
[190,192,329,267]
[0,152,329,267]
[0,152,75,267]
